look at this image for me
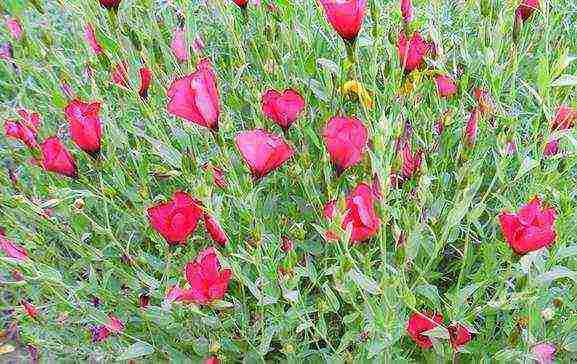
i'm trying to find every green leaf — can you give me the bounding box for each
[347,268,381,295]
[535,266,577,286]
[117,342,154,361]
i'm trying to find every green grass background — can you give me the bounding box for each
[1,0,577,362]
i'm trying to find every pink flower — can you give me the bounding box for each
[22,300,39,319]
[343,183,381,243]
[435,74,457,98]
[204,214,229,246]
[192,34,205,54]
[204,163,227,189]
[165,247,232,305]
[0,236,28,261]
[516,0,540,22]
[550,104,576,131]
[84,23,103,55]
[204,356,220,364]
[234,129,295,179]
[40,137,78,178]
[167,59,221,130]
[147,191,203,245]
[323,116,368,174]
[90,314,124,342]
[400,143,422,179]
[465,108,480,146]
[544,139,559,157]
[498,197,556,254]
[6,18,23,40]
[473,88,494,115]
[64,99,102,155]
[400,0,413,23]
[319,0,367,42]
[261,89,306,131]
[532,343,556,364]
[4,109,41,149]
[139,67,153,99]
[281,236,294,252]
[0,43,13,60]
[406,312,443,349]
[397,32,432,73]
[448,324,473,349]
[171,28,190,62]
[111,61,129,88]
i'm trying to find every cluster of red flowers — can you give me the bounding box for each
[1,0,563,360]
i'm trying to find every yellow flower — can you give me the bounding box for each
[399,70,423,96]
[342,80,373,109]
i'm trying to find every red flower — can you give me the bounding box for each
[99,0,122,10]
[6,18,23,40]
[465,108,480,146]
[204,163,227,189]
[0,236,28,261]
[516,0,540,22]
[448,324,473,349]
[319,0,367,42]
[204,214,229,246]
[139,294,150,309]
[281,236,294,252]
[322,199,339,242]
[64,99,102,155]
[0,43,13,60]
[435,74,457,98]
[204,356,220,364]
[40,137,78,178]
[165,247,232,305]
[232,0,249,8]
[406,312,443,349]
[543,139,559,157]
[400,0,413,23]
[397,32,432,73]
[138,67,152,99]
[192,34,205,54]
[234,129,295,179]
[323,116,368,174]
[171,28,190,62]
[4,109,41,149]
[550,104,576,131]
[473,88,494,115]
[261,89,306,131]
[90,314,124,342]
[84,23,103,55]
[111,61,129,88]
[498,197,556,254]
[343,183,381,243]
[21,300,39,319]
[167,59,221,130]
[400,143,422,179]
[147,191,203,245]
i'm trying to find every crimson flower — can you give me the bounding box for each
[343,183,381,243]
[167,59,220,130]
[261,89,306,131]
[319,0,367,42]
[64,99,102,155]
[204,214,229,246]
[40,137,78,178]
[406,312,443,349]
[165,247,232,305]
[498,197,556,254]
[139,67,153,99]
[147,191,203,245]
[323,116,368,174]
[435,74,457,98]
[397,32,432,73]
[235,129,294,179]
[4,109,41,149]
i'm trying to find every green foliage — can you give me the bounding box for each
[1,0,577,362]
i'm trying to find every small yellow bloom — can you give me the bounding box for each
[342,80,373,109]
[399,71,423,96]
